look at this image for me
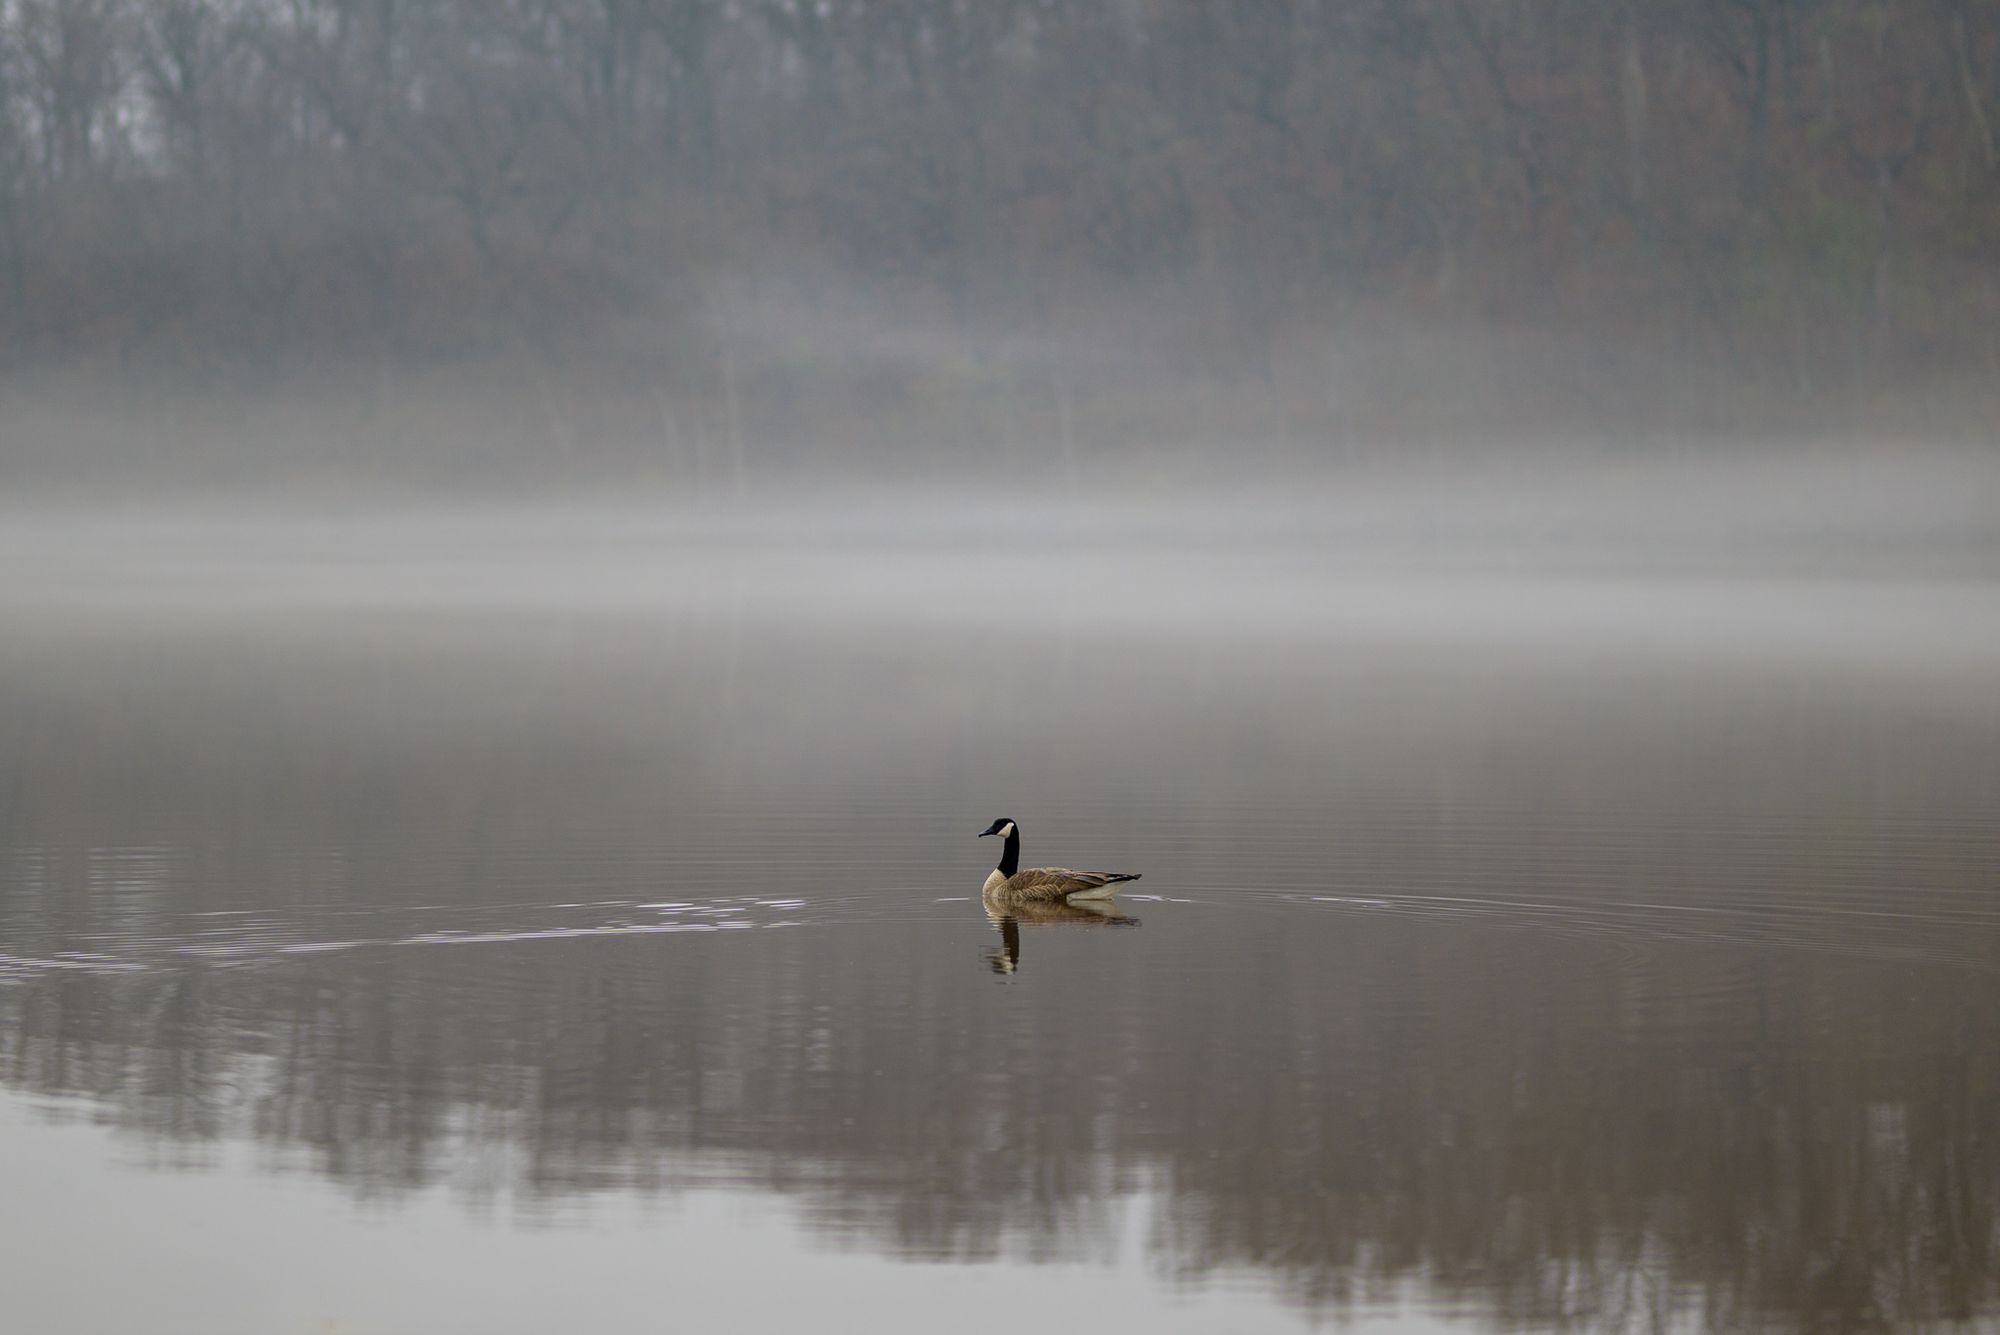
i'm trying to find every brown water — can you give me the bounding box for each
[2,525,1998,1334]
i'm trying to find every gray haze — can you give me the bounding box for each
[4,6,2000,1334]
[0,0,1996,499]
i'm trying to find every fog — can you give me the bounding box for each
[5,5,2000,1333]
[5,441,1996,654]
[1,0,1997,507]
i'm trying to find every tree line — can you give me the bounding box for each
[1,0,1996,379]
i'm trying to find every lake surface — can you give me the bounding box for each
[2,511,1998,1333]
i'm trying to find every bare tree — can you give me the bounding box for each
[643,0,723,185]
[14,0,126,181]
[386,3,576,260]
[0,8,35,326]
[135,0,244,180]
[1674,0,1811,214]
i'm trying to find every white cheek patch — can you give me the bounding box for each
[1000,823,1016,839]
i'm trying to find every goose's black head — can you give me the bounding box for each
[979,818,1021,876]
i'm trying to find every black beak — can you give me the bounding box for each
[977,828,994,837]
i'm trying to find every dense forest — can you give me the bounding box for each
[2,0,1997,484]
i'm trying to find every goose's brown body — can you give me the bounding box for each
[981,866,1138,903]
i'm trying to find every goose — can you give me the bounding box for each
[977,818,1141,904]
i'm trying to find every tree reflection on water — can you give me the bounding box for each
[1,608,1996,1331]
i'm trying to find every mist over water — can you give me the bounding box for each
[2,473,1998,1332]
[4,327,1998,1335]
[4,1,2000,1329]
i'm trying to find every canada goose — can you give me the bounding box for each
[977,818,1141,904]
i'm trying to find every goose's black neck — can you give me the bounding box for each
[996,828,1021,877]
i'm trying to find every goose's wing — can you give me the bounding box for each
[1012,867,1141,901]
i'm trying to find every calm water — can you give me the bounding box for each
[2,519,1998,1333]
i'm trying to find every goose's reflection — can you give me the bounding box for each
[985,896,1140,974]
